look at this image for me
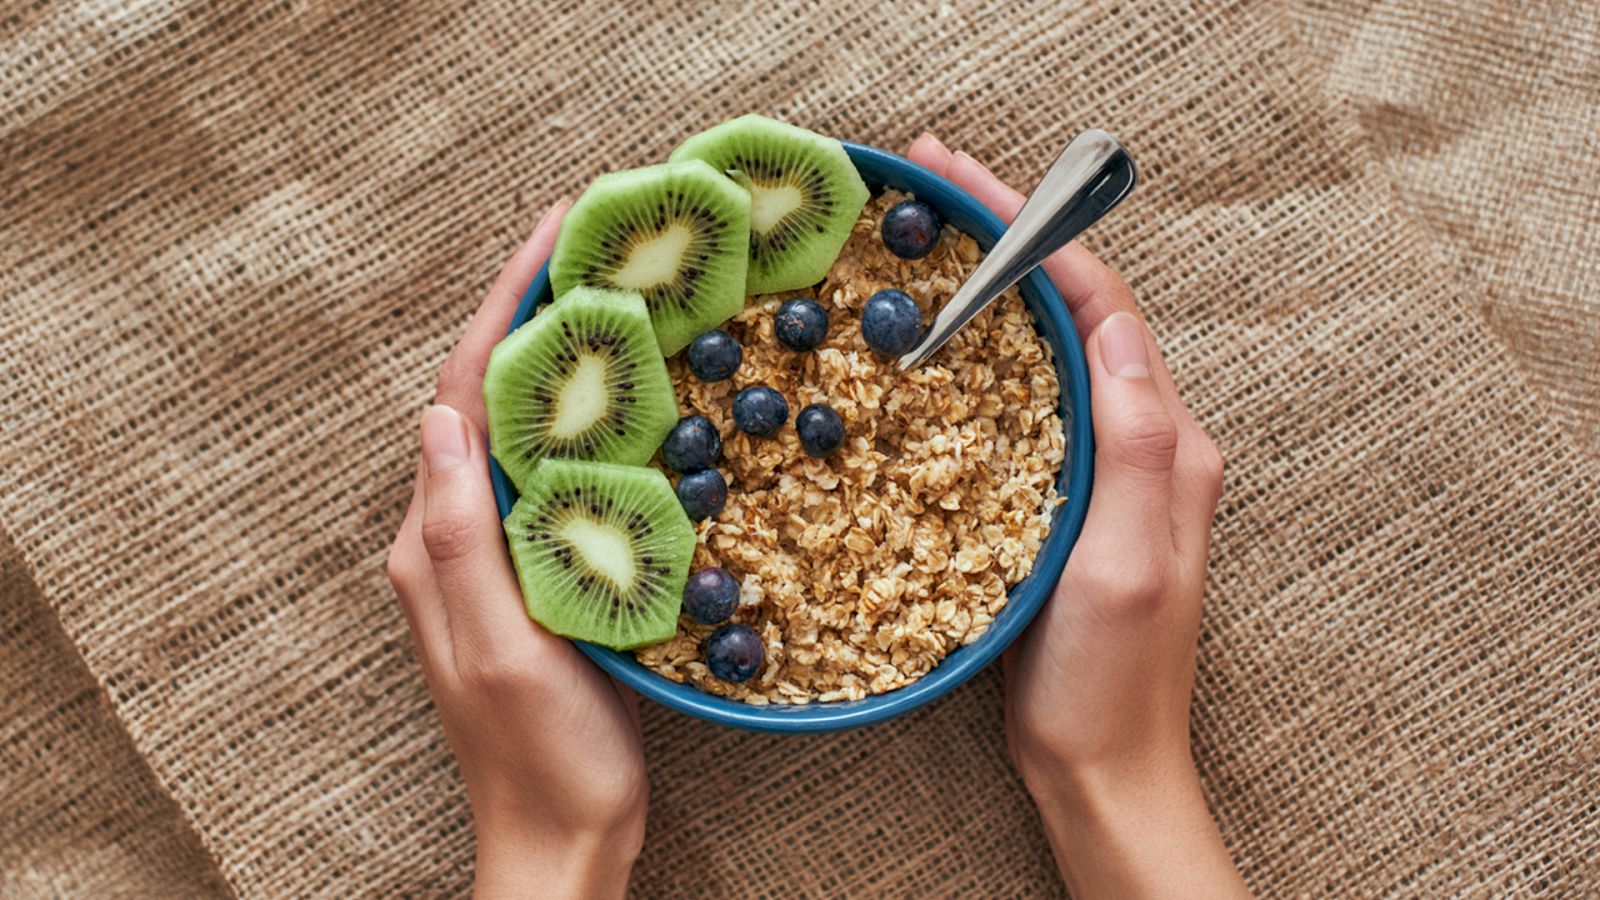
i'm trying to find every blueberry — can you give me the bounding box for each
[705,623,764,682]
[861,289,923,356]
[686,330,742,382]
[661,415,722,473]
[682,567,740,625]
[732,386,789,437]
[676,469,727,520]
[795,403,845,458]
[881,199,943,259]
[774,297,830,352]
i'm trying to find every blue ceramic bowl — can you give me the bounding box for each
[491,142,1093,732]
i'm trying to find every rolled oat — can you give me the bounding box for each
[635,191,1066,703]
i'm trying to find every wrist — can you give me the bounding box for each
[473,814,643,900]
[1010,707,1196,809]
[1022,743,1204,838]
[1023,752,1249,899]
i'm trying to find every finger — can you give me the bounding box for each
[387,457,453,669]
[1171,425,1225,568]
[943,149,1222,545]
[612,679,644,733]
[907,132,956,175]
[418,404,542,666]
[434,201,570,431]
[1075,312,1179,570]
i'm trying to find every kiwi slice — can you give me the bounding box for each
[483,286,678,491]
[504,459,695,650]
[669,114,870,295]
[549,160,751,356]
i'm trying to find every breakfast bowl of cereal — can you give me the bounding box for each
[486,117,1093,732]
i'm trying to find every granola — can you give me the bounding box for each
[635,191,1066,704]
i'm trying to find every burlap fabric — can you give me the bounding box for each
[0,526,225,897]
[2,1,1596,897]
[1291,0,1600,460]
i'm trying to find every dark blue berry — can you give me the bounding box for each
[682,567,740,625]
[661,415,721,473]
[774,297,830,352]
[861,289,923,356]
[732,386,789,437]
[705,623,764,682]
[795,403,845,458]
[686,330,742,382]
[676,469,727,520]
[881,200,943,259]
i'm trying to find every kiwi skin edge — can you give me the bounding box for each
[549,160,752,356]
[503,458,696,651]
[670,114,870,295]
[482,287,679,493]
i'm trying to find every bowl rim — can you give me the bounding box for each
[490,141,1094,733]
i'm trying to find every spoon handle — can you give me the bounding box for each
[897,130,1137,371]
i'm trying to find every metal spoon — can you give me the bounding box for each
[897,130,1138,371]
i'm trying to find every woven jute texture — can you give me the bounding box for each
[1291,0,1600,460]
[3,0,1598,897]
[0,527,226,898]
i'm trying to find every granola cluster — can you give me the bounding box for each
[635,191,1066,704]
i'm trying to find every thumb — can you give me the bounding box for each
[419,404,537,663]
[1076,312,1179,568]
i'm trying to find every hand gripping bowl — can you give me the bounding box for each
[490,142,1094,732]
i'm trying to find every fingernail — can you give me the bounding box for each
[534,200,568,231]
[1099,312,1151,379]
[421,405,470,474]
[953,150,993,176]
[918,131,947,150]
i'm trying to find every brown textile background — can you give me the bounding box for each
[0,527,225,897]
[2,0,1597,897]
[1292,0,1600,459]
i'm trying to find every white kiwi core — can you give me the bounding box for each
[749,184,804,233]
[561,517,637,591]
[612,224,693,289]
[550,354,609,438]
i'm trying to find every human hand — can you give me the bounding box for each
[907,135,1245,898]
[385,202,646,900]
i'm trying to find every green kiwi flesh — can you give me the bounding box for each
[483,287,678,492]
[669,115,869,295]
[549,160,751,356]
[504,459,695,650]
